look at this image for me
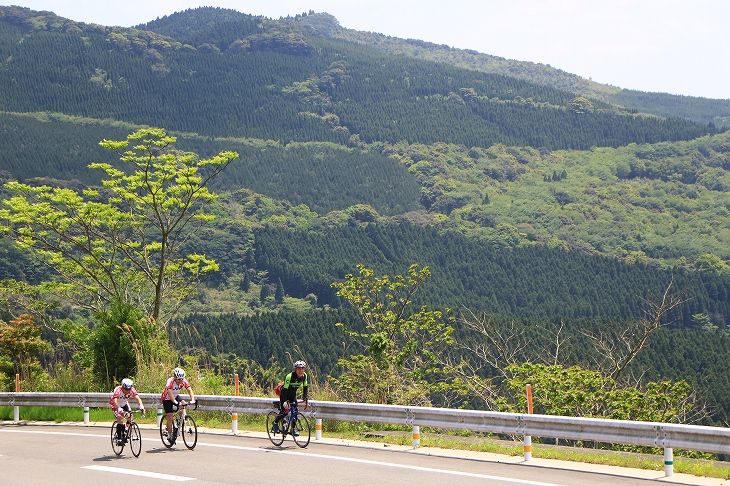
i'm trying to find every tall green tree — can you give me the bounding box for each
[499,363,695,424]
[275,278,285,304]
[331,264,459,406]
[0,313,51,389]
[0,128,238,323]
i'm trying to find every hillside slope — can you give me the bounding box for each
[1,6,717,152]
[0,5,728,298]
[286,11,730,127]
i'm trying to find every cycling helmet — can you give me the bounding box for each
[294,360,307,369]
[121,378,133,389]
[173,367,186,379]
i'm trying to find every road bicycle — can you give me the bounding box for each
[267,399,311,448]
[160,401,198,450]
[111,410,142,457]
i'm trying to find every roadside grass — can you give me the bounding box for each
[3,406,730,480]
[348,431,730,480]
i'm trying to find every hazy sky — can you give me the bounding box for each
[7,0,729,100]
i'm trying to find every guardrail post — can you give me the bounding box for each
[524,435,532,461]
[14,373,20,423]
[315,418,322,440]
[664,447,673,476]
[524,384,533,461]
[83,407,89,424]
[232,374,239,433]
[412,425,420,449]
[157,409,163,427]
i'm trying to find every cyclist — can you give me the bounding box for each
[161,367,195,444]
[110,378,145,445]
[273,360,309,435]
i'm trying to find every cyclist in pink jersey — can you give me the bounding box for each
[161,367,195,444]
[110,378,146,445]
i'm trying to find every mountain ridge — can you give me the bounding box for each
[1,4,729,291]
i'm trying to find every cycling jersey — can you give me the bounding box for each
[280,371,308,403]
[161,376,191,401]
[110,385,138,408]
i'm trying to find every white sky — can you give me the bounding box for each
[6,0,730,100]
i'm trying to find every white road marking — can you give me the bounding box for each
[82,465,195,481]
[1,429,107,438]
[3,428,563,485]
[200,443,565,485]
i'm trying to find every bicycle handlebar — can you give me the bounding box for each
[291,399,309,411]
[124,409,145,419]
[176,400,198,411]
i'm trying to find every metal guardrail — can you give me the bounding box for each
[3,392,730,459]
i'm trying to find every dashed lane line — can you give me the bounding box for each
[82,465,195,481]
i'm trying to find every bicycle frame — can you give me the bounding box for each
[285,400,300,427]
[160,401,198,450]
[267,399,310,447]
[111,410,142,457]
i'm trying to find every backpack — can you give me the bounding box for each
[274,381,284,396]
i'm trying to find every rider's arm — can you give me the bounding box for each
[187,386,195,402]
[135,395,145,412]
[166,387,177,403]
[280,374,292,408]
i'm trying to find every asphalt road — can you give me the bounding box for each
[0,422,726,485]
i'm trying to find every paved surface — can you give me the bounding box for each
[0,422,730,486]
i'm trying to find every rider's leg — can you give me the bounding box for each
[275,402,288,422]
[114,408,125,439]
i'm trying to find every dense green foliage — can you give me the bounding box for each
[385,131,730,263]
[1,128,236,323]
[3,112,730,266]
[299,12,730,127]
[0,237,50,283]
[0,113,421,216]
[252,223,730,326]
[2,5,730,424]
[173,307,730,423]
[89,300,143,387]
[170,308,363,376]
[331,264,458,406]
[0,6,719,154]
[0,113,126,186]
[612,90,730,128]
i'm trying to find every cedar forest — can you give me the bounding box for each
[2,6,730,427]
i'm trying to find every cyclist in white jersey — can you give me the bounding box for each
[110,378,145,444]
[161,367,195,444]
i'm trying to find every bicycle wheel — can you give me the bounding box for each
[182,414,197,450]
[292,415,311,448]
[266,410,284,446]
[129,422,142,457]
[159,417,174,448]
[111,423,124,456]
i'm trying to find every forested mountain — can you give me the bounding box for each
[0,6,720,151]
[173,309,730,423]
[3,5,730,419]
[251,224,730,319]
[4,111,730,264]
[1,4,729,313]
[282,11,730,128]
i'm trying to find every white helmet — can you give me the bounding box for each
[294,360,307,369]
[121,378,133,389]
[173,367,186,379]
